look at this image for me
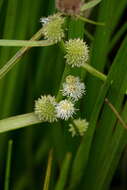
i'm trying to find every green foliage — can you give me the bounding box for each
[0,0,127,190]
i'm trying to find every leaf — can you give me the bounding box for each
[80,0,102,12]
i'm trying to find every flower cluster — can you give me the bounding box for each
[69,118,89,137]
[34,75,87,136]
[40,15,89,67]
[62,75,85,101]
[40,14,65,43]
[36,14,90,137]
[35,96,75,122]
[65,39,89,67]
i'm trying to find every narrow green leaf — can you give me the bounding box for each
[83,0,114,119]
[82,64,107,81]
[4,140,13,190]
[92,102,127,190]
[0,113,42,133]
[109,22,127,52]
[77,15,105,26]
[83,35,127,190]
[43,150,53,190]
[0,39,54,47]
[0,28,44,80]
[68,79,111,190]
[81,0,102,12]
[55,153,72,190]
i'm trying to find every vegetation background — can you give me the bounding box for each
[0,0,127,190]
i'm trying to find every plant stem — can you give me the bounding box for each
[0,27,50,80]
[105,98,127,129]
[82,63,107,81]
[55,153,72,190]
[0,39,54,47]
[77,15,105,26]
[4,140,13,190]
[80,0,102,12]
[0,113,42,133]
[43,150,53,190]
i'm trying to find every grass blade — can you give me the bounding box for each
[43,150,53,190]
[4,140,13,190]
[81,0,102,11]
[0,27,44,80]
[83,35,127,190]
[0,39,54,47]
[0,113,42,133]
[55,153,72,190]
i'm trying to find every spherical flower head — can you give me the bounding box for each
[65,39,89,67]
[62,75,85,101]
[56,99,75,120]
[34,95,57,123]
[40,14,65,43]
[69,118,89,137]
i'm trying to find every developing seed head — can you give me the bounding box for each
[34,95,57,123]
[62,75,85,101]
[56,99,75,120]
[40,14,65,43]
[65,38,89,67]
[56,0,82,15]
[69,118,89,137]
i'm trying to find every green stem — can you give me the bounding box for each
[55,153,72,190]
[43,150,53,190]
[0,27,45,80]
[80,0,102,12]
[77,15,105,26]
[0,113,42,133]
[4,140,13,190]
[0,39,54,47]
[82,64,107,81]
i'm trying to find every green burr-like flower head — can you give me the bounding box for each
[69,118,89,137]
[40,14,65,43]
[65,38,89,67]
[35,95,57,123]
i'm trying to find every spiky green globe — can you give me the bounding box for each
[35,95,57,123]
[41,14,65,43]
[65,39,89,67]
[69,118,89,137]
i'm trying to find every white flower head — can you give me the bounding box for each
[34,95,57,123]
[65,38,89,67]
[62,75,85,101]
[69,118,89,137]
[40,14,65,43]
[56,99,75,120]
